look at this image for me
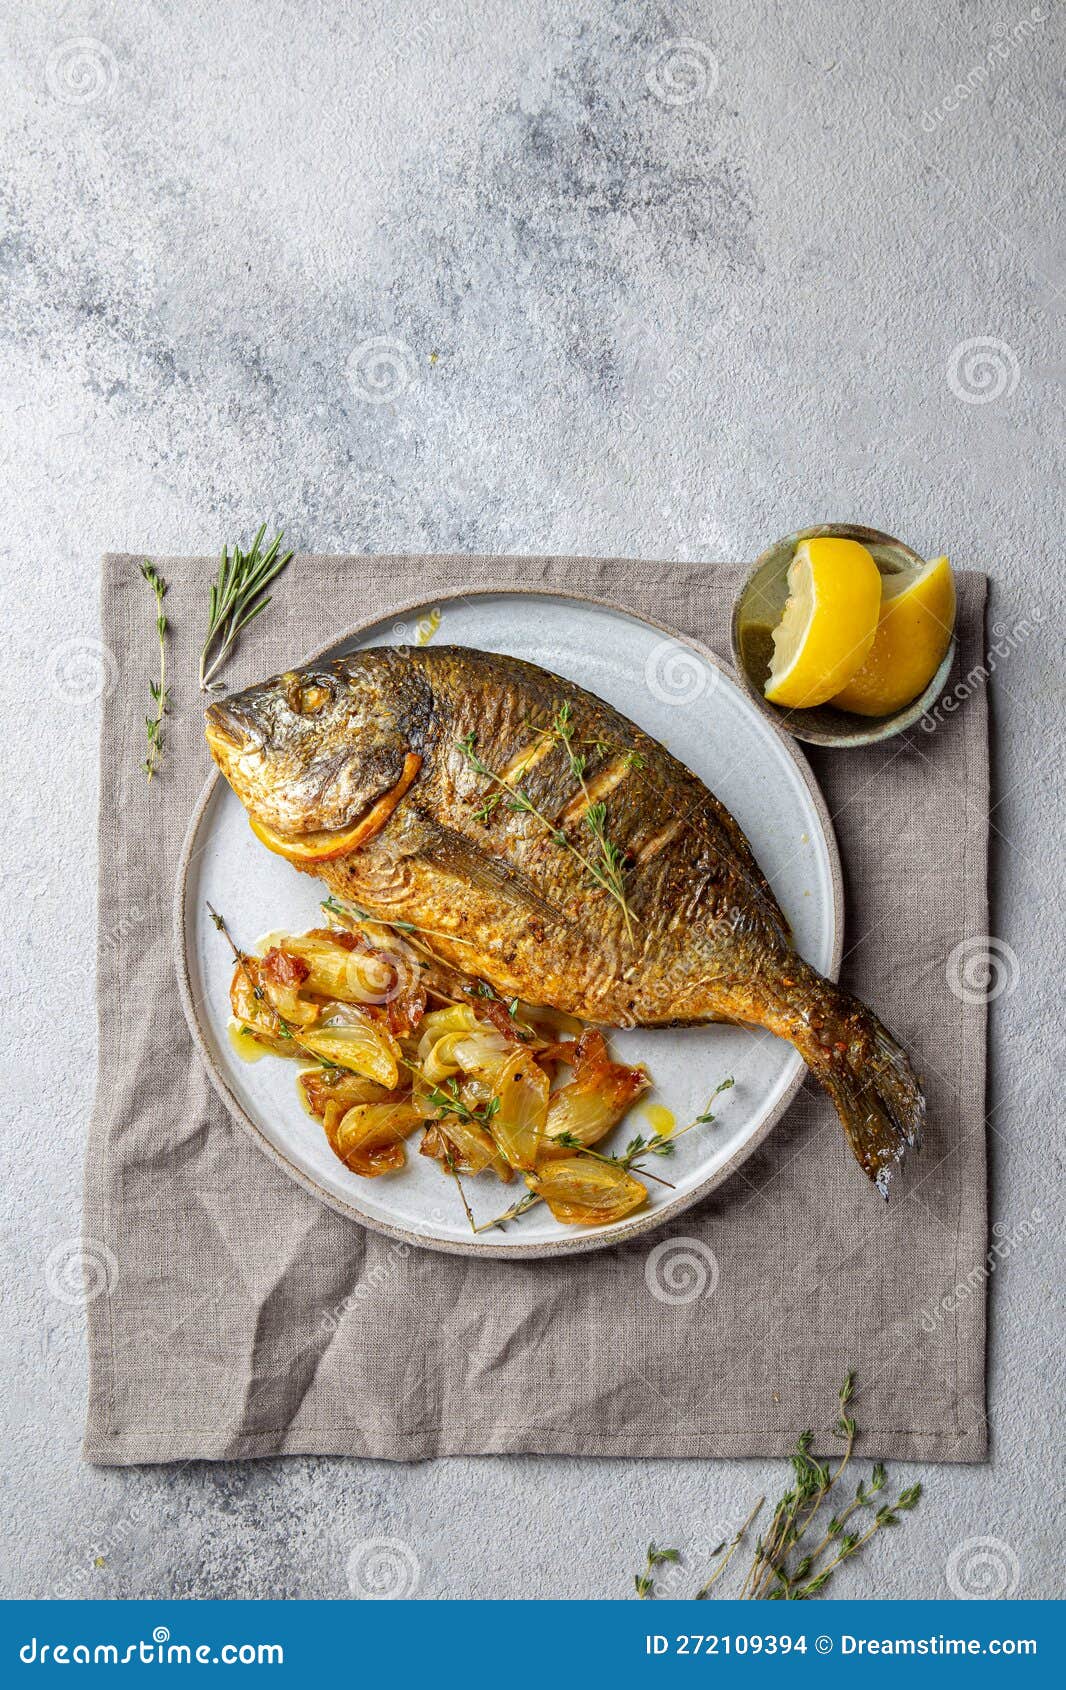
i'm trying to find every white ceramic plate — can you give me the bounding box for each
[175,590,842,1258]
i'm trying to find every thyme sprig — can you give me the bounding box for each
[320,894,475,949]
[695,1497,764,1599]
[139,561,169,780]
[424,1077,501,1129]
[199,524,294,690]
[634,1375,922,1601]
[614,1077,734,1171]
[443,1152,477,1234]
[551,1132,676,1189]
[549,702,635,939]
[635,1544,680,1600]
[456,730,638,937]
[472,1190,541,1231]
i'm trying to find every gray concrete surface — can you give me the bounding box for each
[1,0,1063,1601]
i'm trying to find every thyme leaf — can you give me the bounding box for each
[139,561,169,780]
[634,1544,680,1600]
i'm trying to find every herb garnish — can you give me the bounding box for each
[320,894,474,948]
[139,561,169,780]
[634,1375,922,1601]
[456,729,638,936]
[199,525,294,691]
[443,1152,477,1233]
[424,1077,501,1129]
[549,701,634,939]
[634,1544,680,1599]
[695,1497,765,1598]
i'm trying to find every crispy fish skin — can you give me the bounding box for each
[206,646,924,1194]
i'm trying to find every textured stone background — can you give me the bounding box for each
[1,0,1063,1600]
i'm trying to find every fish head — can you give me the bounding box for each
[204,651,430,845]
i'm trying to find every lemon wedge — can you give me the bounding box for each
[247,752,423,864]
[830,556,955,717]
[764,536,882,708]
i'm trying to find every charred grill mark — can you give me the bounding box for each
[633,817,684,864]
[498,733,556,785]
[554,753,634,827]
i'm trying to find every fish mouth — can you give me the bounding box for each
[205,700,261,756]
[206,715,425,865]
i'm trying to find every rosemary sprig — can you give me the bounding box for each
[634,1544,679,1600]
[199,525,294,690]
[456,731,638,936]
[139,561,169,780]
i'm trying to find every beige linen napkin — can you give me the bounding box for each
[83,555,988,1464]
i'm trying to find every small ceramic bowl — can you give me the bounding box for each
[730,523,958,748]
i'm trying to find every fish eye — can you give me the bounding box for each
[284,675,332,716]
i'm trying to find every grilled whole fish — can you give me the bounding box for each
[206,646,923,1193]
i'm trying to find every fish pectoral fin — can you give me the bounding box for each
[411,812,571,928]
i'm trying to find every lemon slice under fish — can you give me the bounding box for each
[830,556,956,717]
[764,536,882,709]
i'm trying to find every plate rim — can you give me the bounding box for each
[173,585,844,1259]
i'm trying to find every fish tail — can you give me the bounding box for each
[762,963,924,1196]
